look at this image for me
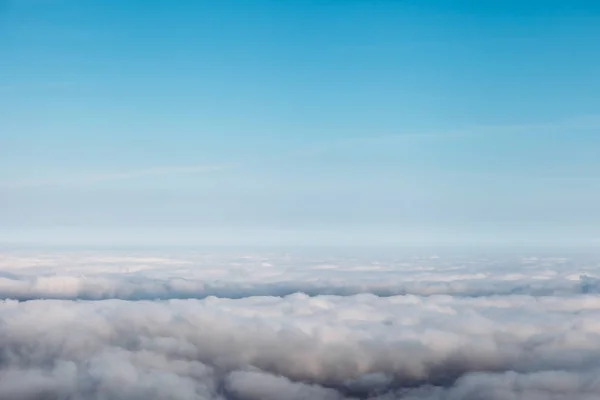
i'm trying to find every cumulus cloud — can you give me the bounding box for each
[0,251,598,300]
[0,249,599,399]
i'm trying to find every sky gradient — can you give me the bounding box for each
[1,0,600,246]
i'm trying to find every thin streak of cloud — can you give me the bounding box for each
[295,115,600,158]
[0,164,232,188]
[0,81,79,94]
[295,132,465,158]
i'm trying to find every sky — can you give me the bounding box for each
[1,0,600,247]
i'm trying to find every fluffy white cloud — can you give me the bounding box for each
[0,249,599,399]
[0,251,597,300]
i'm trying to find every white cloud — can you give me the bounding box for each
[0,249,599,399]
[0,251,598,300]
[293,115,600,159]
[0,164,232,188]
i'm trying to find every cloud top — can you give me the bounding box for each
[0,251,597,300]
[0,249,599,399]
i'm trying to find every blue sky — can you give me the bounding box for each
[1,0,600,246]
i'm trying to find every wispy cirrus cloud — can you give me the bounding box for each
[294,115,600,157]
[0,164,232,188]
[0,81,79,94]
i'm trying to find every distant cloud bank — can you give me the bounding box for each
[0,252,597,300]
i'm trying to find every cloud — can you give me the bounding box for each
[0,164,231,188]
[0,252,598,301]
[294,115,600,158]
[0,81,78,94]
[0,250,599,399]
[1,292,600,399]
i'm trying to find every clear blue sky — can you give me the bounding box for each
[1,0,600,246]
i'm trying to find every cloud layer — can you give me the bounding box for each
[0,249,599,399]
[0,251,598,300]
